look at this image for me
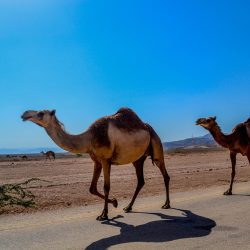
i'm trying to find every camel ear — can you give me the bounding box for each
[50,110,56,116]
[213,116,216,121]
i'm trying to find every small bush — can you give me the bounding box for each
[0,178,47,208]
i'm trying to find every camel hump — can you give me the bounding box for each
[112,107,148,131]
[232,122,250,144]
[145,124,164,163]
[116,107,135,114]
[115,107,142,122]
[232,123,244,132]
[88,108,148,147]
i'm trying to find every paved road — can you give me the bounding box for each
[1,182,250,250]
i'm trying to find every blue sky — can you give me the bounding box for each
[0,0,249,148]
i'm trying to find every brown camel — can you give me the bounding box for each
[196,117,250,195]
[41,151,56,160]
[21,108,170,220]
[20,155,28,160]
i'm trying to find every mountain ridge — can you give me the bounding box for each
[163,133,218,150]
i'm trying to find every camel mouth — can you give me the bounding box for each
[196,119,204,125]
[21,116,31,121]
[21,110,38,121]
[21,112,33,121]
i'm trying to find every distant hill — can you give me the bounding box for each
[163,134,218,150]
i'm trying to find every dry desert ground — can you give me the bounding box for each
[0,149,249,214]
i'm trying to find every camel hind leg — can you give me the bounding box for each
[154,159,170,208]
[123,156,146,212]
[147,124,170,209]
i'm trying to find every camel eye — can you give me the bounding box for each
[37,112,44,119]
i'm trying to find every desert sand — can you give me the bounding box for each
[0,149,249,214]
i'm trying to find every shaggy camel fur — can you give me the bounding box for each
[196,117,250,195]
[21,108,170,220]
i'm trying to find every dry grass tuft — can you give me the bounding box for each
[0,178,48,208]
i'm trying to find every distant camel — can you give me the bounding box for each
[41,151,56,160]
[6,155,14,158]
[196,117,250,195]
[22,108,170,221]
[20,155,28,160]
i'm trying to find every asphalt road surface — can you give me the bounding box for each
[1,182,250,250]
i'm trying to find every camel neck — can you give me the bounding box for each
[209,124,231,148]
[45,118,91,154]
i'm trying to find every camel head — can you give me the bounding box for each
[196,116,217,130]
[21,110,56,128]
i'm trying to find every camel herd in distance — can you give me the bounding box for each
[5,151,56,162]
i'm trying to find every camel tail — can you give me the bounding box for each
[145,124,165,165]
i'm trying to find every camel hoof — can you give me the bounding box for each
[123,206,132,213]
[96,215,108,221]
[161,204,171,209]
[223,190,232,195]
[112,198,118,208]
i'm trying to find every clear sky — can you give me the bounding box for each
[0,0,249,148]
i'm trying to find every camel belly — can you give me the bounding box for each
[108,124,150,165]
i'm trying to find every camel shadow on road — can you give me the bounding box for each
[85,208,216,249]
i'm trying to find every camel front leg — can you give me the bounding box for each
[96,161,111,221]
[89,162,117,209]
[123,156,146,212]
[224,151,237,195]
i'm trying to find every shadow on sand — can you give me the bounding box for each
[232,193,250,197]
[86,208,216,249]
